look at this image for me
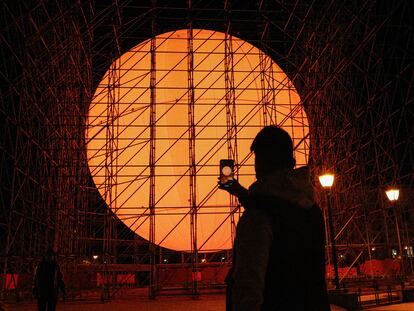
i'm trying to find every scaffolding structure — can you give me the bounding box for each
[1,0,413,301]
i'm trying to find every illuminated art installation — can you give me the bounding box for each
[86,29,309,251]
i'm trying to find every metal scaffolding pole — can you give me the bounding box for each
[149,0,157,299]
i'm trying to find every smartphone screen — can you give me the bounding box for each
[219,159,234,187]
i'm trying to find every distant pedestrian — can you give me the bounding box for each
[32,247,66,311]
[220,126,330,311]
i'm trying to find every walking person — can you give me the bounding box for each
[32,247,66,311]
[220,125,330,311]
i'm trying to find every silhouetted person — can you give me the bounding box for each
[32,247,66,311]
[220,126,330,311]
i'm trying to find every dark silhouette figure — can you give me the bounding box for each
[32,247,66,311]
[220,126,330,311]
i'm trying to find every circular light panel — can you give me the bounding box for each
[86,29,309,251]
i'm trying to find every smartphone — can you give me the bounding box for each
[219,159,234,187]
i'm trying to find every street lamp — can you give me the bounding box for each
[319,173,340,290]
[385,189,399,202]
[386,188,403,270]
[319,174,335,188]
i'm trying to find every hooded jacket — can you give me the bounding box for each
[228,167,331,311]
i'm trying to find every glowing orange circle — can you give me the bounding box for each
[86,29,309,251]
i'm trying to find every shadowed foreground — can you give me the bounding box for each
[5,295,414,311]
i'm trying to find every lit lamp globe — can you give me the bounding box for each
[385,189,399,202]
[319,174,335,189]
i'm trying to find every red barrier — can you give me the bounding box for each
[157,267,191,286]
[96,273,113,286]
[360,259,401,276]
[157,264,231,287]
[201,266,229,283]
[0,274,19,289]
[192,271,202,282]
[326,266,358,278]
[117,274,135,285]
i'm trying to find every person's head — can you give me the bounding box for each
[250,126,295,178]
[44,247,56,262]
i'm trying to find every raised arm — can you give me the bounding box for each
[218,179,250,207]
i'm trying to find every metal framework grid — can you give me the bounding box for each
[1,0,413,301]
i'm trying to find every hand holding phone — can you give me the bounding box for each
[218,160,248,200]
[219,159,234,188]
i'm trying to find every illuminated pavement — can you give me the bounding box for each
[5,295,414,311]
[365,303,414,310]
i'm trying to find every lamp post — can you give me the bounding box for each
[386,189,403,272]
[319,173,340,290]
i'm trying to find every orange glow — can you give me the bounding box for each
[318,174,335,188]
[385,189,399,201]
[86,29,309,251]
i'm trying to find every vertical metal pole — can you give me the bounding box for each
[224,0,238,246]
[323,205,331,279]
[382,203,391,259]
[393,201,404,275]
[258,0,268,126]
[103,55,119,301]
[364,207,374,279]
[149,1,157,298]
[187,0,198,297]
[326,192,340,290]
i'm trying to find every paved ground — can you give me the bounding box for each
[365,303,414,310]
[4,299,414,311]
[3,295,414,311]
